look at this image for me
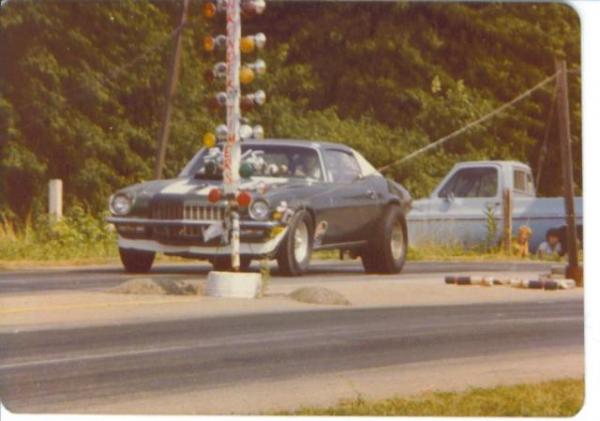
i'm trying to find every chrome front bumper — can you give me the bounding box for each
[106,216,287,257]
[106,216,280,229]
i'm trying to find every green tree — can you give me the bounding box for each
[0,1,582,222]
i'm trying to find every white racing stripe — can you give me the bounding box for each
[160,179,196,194]
[160,178,288,196]
[193,185,213,196]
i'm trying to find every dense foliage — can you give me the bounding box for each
[0,0,581,223]
[0,205,116,261]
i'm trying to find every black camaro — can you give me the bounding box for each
[107,139,412,276]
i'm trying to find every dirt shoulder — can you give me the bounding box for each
[0,270,582,332]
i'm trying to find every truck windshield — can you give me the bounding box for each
[182,144,323,181]
[439,167,498,198]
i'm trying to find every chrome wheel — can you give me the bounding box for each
[277,210,313,277]
[294,221,309,263]
[390,221,405,260]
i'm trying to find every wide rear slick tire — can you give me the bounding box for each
[119,248,156,273]
[361,205,407,274]
[277,210,314,276]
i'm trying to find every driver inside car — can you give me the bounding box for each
[293,154,322,180]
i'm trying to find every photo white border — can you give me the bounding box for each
[1,1,598,420]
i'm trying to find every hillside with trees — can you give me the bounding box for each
[0,0,581,223]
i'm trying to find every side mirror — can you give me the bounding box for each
[443,191,455,202]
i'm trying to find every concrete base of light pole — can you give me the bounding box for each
[206,271,262,299]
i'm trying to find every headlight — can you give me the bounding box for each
[110,194,132,216]
[249,199,270,221]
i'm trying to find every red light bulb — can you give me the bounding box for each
[208,188,222,203]
[236,191,252,208]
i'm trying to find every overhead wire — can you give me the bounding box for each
[297,71,563,203]
[377,71,560,174]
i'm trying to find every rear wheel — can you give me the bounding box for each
[361,205,407,274]
[119,248,155,273]
[210,255,252,271]
[277,210,313,276]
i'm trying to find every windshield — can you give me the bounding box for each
[181,144,324,181]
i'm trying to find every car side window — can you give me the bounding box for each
[324,150,361,183]
[439,167,498,198]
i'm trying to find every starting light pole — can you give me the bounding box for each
[202,0,266,274]
[223,0,242,271]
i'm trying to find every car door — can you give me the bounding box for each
[427,166,502,247]
[319,149,379,244]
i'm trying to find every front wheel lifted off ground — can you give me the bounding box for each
[361,205,407,274]
[119,248,156,273]
[277,210,314,276]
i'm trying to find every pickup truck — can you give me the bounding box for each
[407,161,583,252]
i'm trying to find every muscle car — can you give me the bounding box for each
[107,139,412,276]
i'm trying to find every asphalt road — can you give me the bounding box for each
[0,260,576,413]
[0,298,582,412]
[0,259,556,294]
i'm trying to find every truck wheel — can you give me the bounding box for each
[361,205,407,274]
[277,210,314,276]
[210,256,251,271]
[119,248,155,273]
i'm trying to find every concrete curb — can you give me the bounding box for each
[444,276,495,286]
[444,275,576,290]
[519,279,576,290]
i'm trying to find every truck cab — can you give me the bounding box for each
[408,161,582,251]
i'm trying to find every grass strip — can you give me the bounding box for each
[278,378,584,416]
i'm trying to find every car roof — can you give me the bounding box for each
[243,138,354,152]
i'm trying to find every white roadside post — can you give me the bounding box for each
[48,179,63,221]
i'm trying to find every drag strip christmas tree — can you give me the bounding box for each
[202,0,266,272]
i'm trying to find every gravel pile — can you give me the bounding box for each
[109,278,202,296]
[289,286,350,306]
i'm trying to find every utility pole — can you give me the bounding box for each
[555,59,582,286]
[154,0,190,179]
[502,188,512,255]
[535,85,558,189]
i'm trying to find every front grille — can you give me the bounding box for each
[151,202,225,221]
[183,204,225,221]
[152,203,183,220]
